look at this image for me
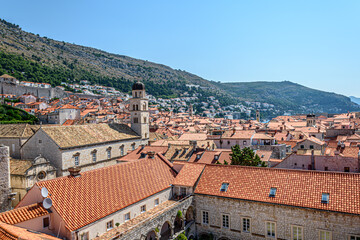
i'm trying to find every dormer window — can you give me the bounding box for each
[214,155,219,160]
[196,154,201,160]
[321,193,329,204]
[269,187,277,197]
[220,183,229,192]
[140,152,146,158]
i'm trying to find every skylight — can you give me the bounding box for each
[321,193,329,204]
[269,187,277,197]
[220,183,229,192]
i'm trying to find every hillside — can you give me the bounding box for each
[0,104,38,124]
[216,81,359,113]
[350,96,360,105]
[0,18,358,114]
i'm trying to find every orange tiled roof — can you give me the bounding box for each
[0,221,60,240]
[195,165,360,215]
[33,157,176,231]
[173,163,205,187]
[0,203,49,225]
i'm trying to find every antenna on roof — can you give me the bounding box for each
[43,198,53,209]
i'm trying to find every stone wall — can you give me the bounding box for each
[0,145,11,212]
[195,194,360,240]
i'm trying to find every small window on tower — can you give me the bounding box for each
[133,117,138,123]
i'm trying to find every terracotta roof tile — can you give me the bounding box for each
[173,163,205,187]
[195,165,360,215]
[0,203,49,225]
[0,221,60,240]
[34,157,176,231]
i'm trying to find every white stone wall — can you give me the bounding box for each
[0,138,23,159]
[195,194,360,240]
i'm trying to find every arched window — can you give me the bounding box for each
[91,149,97,162]
[120,145,124,156]
[133,105,136,111]
[143,103,147,110]
[143,117,147,123]
[107,147,112,159]
[133,117,138,123]
[73,153,80,166]
[136,105,139,111]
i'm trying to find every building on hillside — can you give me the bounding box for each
[0,74,19,85]
[0,124,40,159]
[194,164,360,240]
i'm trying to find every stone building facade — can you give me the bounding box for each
[195,194,360,240]
[0,145,11,212]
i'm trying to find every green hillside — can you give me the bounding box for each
[0,18,358,114]
[0,104,38,124]
[217,81,358,113]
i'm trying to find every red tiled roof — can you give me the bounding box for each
[195,165,360,215]
[34,157,176,231]
[173,163,205,187]
[0,221,60,240]
[0,203,49,225]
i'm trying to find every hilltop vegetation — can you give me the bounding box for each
[0,104,38,124]
[0,18,358,114]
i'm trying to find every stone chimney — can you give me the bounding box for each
[147,151,155,159]
[68,167,81,177]
[0,144,11,212]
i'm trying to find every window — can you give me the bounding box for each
[106,220,113,231]
[292,226,303,240]
[324,167,328,171]
[92,152,97,162]
[321,193,329,204]
[180,187,187,196]
[37,171,46,180]
[120,146,124,156]
[39,140,42,144]
[132,144,135,150]
[243,140,247,145]
[124,212,130,222]
[133,117,138,123]
[319,230,332,240]
[154,198,159,206]
[227,141,230,145]
[140,205,146,213]
[266,222,276,238]
[269,187,277,197]
[300,145,305,149]
[222,214,229,228]
[144,117,147,123]
[107,149,111,159]
[220,183,229,192]
[43,217,49,228]
[344,167,350,172]
[242,218,250,232]
[349,235,360,240]
[80,232,89,240]
[74,155,80,166]
[310,145,314,149]
[202,211,209,224]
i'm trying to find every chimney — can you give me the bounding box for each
[190,140,197,150]
[311,149,315,170]
[68,167,81,177]
[232,128,236,136]
[147,151,155,159]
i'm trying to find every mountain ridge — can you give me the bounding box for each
[0,18,358,114]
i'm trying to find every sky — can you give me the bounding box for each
[1,1,360,97]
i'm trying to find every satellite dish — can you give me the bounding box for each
[41,187,48,198]
[43,198,53,209]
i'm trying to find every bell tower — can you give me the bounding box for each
[130,82,149,140]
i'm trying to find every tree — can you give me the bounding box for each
[176,233,187,240]
[230,145,267,167]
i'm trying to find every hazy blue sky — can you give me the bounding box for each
[2,1,360,97]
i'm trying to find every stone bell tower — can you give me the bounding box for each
[130,82,149,140]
